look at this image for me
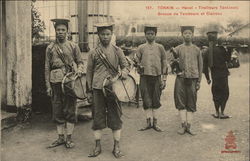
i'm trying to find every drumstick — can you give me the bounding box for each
[120,79,131,102]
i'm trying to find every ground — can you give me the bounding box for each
[1,63,249,161]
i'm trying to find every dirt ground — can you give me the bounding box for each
[1,63,249,161]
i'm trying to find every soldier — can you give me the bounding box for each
[135,25,168,132]
[203,31,231,119]
[172,26,203,135]
[86,23,129,158]
[45,19,84,148]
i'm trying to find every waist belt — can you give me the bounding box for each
[51,66,66,71]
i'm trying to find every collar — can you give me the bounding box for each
[146,40,155,45]
[183,42,193,46]
[100,42,111,49]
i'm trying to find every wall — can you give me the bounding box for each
[1,0,7,109]
[2,1,32,109]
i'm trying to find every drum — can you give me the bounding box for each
[112,74,137,102]
[62,72,87,100]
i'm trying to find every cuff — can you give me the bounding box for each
[162,74,168,80]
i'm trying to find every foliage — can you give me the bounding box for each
[116,36,250,51]
[199,22,225,36]
[31,0,45,41]
[225,19,244,33]
[117,36,208,50]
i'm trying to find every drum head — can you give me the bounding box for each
[112,75,137,102]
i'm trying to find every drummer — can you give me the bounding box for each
[134,25,168,132]
[86,22,129,158]
[45,18,84,148]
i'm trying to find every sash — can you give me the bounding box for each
[95,45,119,77]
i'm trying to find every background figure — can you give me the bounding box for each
[45,18,84,149]
[203,31,231,119]
[134,25,168,132]
[172,26,203,135]
[86,23,129,158]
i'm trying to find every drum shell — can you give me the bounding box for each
[62,73,87,100]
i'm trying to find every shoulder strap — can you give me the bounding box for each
[54,43,73,72]
[95,45,118,75]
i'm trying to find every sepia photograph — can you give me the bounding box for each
[1,0,249,161]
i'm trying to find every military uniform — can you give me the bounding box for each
[86,43,129,130]
[134,25,168,132]
[45,40,83,124]
[136,42,168,109]
[203,44,231,114]
[172,26,203,135]
[173,43,203,112]
[86,23,129,158]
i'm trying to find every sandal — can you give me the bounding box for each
[152,125,164,132]
[220,114,231,119]
[65,140,75,148]
[47,138,65,148]
[88,148,102,157]
[211,114,219,119]
[112,150,124,158]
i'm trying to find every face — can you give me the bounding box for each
[55,24,67,41]
[98,29,112,46]
[182,30,193,42]
[207,33,218,41]
[145,30,156,42]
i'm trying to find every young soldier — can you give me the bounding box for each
[86,23,129,158]
[203,31,231,119]
[45,19,84,148]
[172,26,203,135]
[135,25,168,132]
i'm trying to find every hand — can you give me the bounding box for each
[76,68,84,77]
[104,78,112,87]
[120,72,128,80]
[46,88,52,97]
[87,93,93,103]
[196,82,200,91]
[76,64,84,76]
[207,79,211,85]
[160,80,166,90]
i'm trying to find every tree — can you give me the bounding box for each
[225,19,244,33]
[31,0,45,43]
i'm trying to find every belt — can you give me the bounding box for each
[51,65,65,70]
